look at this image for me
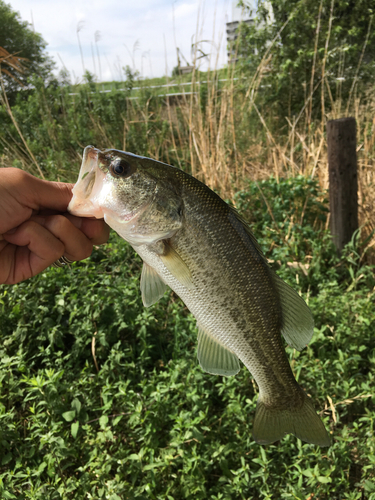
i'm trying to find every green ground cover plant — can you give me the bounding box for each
[1,2,375,496]
[1,177,374,499]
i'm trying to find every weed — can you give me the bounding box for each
[1,178,375,498]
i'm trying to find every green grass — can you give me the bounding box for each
[1,177,375,499]
[69,69,229,99]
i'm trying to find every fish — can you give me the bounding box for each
[68,145,330,447]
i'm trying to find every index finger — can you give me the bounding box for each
[28,177,75,212]
[5,168,75,213]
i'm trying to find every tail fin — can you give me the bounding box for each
[252,392,330,447]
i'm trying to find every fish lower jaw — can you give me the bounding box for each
[68,198,105,219]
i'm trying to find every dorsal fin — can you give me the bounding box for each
[228,208,314,351]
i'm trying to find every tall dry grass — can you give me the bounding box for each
[1,19,375,245]
[157,64,375,236]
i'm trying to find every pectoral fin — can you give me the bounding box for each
[159,242,194,290]
[197,324,240,377]
[140,263,168,307]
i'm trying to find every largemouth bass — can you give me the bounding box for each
[68,146,330,447]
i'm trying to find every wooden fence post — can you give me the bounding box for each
[327,117,359,253]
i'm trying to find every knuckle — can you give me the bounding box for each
[9,167,27,179]
[21,220,39,234]
[52,214,69,228]
[77,241,93,260]
[95,223,110,244]
[53,242,65,260]
[4,168,27,191]
[64,234,93,262]
[11,168,32,186]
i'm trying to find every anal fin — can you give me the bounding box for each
[197,324,240,377]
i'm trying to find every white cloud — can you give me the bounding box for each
[7,0,232,81]
[173,0,199,19]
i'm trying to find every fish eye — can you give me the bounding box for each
[110,158,133,178]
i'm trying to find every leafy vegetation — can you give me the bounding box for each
[0,0,54,100]
[1,1,375,497]
[237,0,375,120]
[1,177,375,498]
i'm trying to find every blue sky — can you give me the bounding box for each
[7,0,251,82]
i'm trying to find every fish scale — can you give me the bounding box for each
[68,145,330,447]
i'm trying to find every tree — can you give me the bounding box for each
[0,0,54,98]
[0,46,27,86]
[237,0,375,122]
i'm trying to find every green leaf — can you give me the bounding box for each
[37,462,47,475]
[364,481,375,492]
[62,410,76,422]
[3,492,17,499]
[112,415,123,426]
[143,462,166,471]
[71,398,82,415]
[99,415,109,429]
[302,470,314,478]
[318,476,332,484]
[71,421,79,439]
[1,453,12,465]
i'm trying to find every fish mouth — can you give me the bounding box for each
[68,146,106,218]
[84,145,100,163]
[68,145,148,223]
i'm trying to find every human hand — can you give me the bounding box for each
[0,168,110,284]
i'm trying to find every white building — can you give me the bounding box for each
[226,1,273,63]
